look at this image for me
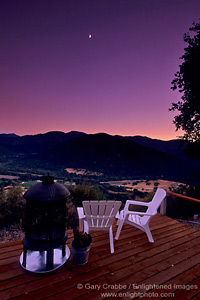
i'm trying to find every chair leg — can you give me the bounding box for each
[115,212,120,225]
[144,224,154,243]
[77,207,84,232]
[115,219,124,240]
[83,220,89,234]
[109,226,114,253]
[79,219,84,232]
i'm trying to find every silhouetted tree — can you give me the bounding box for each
[170,20,200,157]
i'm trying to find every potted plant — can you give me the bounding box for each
[71,228,92,265]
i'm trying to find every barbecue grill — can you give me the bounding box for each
[20,175,70,273]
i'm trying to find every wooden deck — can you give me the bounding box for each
[1,214,200,300]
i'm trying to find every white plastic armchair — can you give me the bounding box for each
[115,188,166,243]
[77,200,121,253]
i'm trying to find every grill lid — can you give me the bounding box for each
[24,175,70,202]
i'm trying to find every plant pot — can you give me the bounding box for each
[71,241,91,265]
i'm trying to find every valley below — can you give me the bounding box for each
[101,179,184,192]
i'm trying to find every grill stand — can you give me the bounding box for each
[20,244,70,274]
[20,233,70,274]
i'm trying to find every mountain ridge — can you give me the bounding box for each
[0,130,184,155]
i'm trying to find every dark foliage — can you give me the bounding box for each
[68,182,104,208]
[72,228,92,248]
[0,186,25,227]
[65,197,79,229]
[170,20,200,157]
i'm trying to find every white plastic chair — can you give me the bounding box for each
[115,188,166,243]
[77,200,121,253]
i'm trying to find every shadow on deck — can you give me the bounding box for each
[1,214,200,299]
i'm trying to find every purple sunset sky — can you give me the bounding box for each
[1,0,200,140]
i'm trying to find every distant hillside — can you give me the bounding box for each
[126,135,198,168]
[0,131,86,153]
[26,132,197,180]
[127,136,184,157]
[0,131,198,182]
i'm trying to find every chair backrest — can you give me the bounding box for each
[146,188,166,215]
[83,200,121,229]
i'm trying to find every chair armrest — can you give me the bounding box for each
[125,200,150,207]
[119,208,157,219]
[126,210,157,216]
[123,200,150,215]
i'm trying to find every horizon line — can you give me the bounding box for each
[0,130,180,142]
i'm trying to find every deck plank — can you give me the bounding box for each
[0,214,200,300]
[139,264,200,299]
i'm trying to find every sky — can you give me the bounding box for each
[1,0,200,140]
